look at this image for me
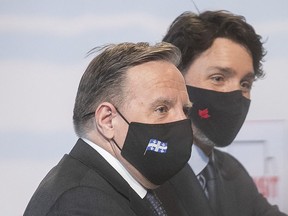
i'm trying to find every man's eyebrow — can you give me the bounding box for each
[243,73,256,80]
[210,66,236,76]
[149,97,175,108]
[209,66,255,79]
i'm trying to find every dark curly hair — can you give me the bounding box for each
[163,10,266,79]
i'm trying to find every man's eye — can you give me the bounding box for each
[155,106,168,113]
[241,81,253,90]
[211,75,224,82]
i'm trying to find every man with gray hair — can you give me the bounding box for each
[24,42,194,216]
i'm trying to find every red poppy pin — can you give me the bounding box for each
[198,108,210,119]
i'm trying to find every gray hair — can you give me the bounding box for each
[73,42,181,137]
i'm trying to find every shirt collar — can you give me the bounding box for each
[188,144,209,175]
[82,138,147,198]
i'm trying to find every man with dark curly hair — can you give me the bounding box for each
[156,10,287,216]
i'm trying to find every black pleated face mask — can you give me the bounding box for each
[186,85,250,147]
[114,110,193,186]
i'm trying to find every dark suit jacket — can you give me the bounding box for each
[157,148,287,216]
[24,139,193,216]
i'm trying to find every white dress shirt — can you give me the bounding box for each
[188,144,209,175]
[82,138,147,198]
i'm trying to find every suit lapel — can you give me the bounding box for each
[213,149,239,216]
[70,139,130,196]
[158,164,215,216]
[155,174,190,216]
[70,139,155,216]
[129,188,156,216]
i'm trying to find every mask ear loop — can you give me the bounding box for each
[111,138,122,151]
[115,107,130,125]
[111,107,130,152]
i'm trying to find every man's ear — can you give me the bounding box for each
[95,102,117,139]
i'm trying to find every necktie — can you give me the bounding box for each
[145,189,167,216]
[198,155,218,214]
[197,172,208,197]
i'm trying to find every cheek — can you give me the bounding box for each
[184,73,203,87]
[114,121,129,148]
[243,92,251,99]
[184,58,209,87]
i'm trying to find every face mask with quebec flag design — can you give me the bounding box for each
[113,109,193,185]
[186,85,251,147]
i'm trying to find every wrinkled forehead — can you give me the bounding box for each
[127,61,186,88]
[124,61,188,102]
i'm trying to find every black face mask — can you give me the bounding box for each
[186,85,250,147]
[114,110,193,185]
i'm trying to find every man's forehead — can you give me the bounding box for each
[126,62,185,88]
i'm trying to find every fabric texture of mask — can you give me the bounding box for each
[186,85,250,147]
[119,117,193,186]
